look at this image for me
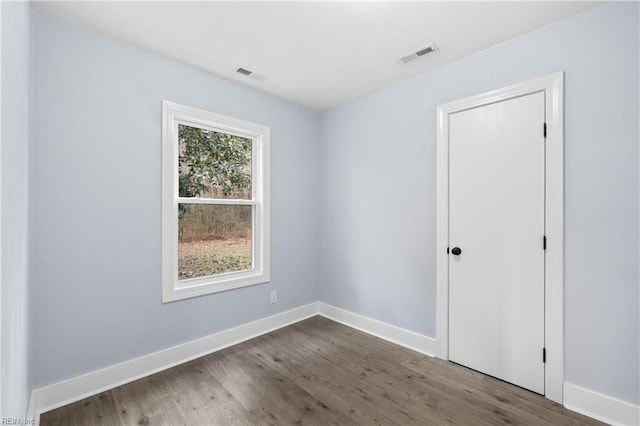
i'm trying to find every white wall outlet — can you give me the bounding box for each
[270,290,277,304]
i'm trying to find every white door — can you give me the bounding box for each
[448,92,545,394]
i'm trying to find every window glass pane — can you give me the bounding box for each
[178,124,252,199]
[178,204,252,280]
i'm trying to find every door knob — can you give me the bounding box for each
[451,247,462,256]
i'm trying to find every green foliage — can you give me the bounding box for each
[178,124,252,200]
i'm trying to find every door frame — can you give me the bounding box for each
[435,72,564,403]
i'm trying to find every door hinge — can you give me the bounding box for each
[543,348,546,363]
[543,235,547,250]
[543,122,547,138]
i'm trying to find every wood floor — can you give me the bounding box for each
[41,316,602,425]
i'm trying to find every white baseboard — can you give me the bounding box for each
[317,302,437,357]
[27,301,636,426]
[29,302,318,420]
[27,391,37,423]
[564,382,640,426]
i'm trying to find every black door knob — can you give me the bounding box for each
[451,247,462,256]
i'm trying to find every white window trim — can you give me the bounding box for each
[435,72,564,403]
[162,101,270,303]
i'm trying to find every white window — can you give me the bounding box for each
[162,101,270,302]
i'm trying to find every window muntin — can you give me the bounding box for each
[162,101,269,302]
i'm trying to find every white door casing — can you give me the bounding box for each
[448,92,545,394]
[436,72,564,403]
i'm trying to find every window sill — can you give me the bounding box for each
[162,271,270,303]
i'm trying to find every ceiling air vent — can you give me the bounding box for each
[398,43,439,64]
[236,67,253,76]
[234,66,267,82]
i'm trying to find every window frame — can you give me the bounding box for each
[162,101,270,303]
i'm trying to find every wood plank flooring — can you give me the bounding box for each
[40,316,603,425]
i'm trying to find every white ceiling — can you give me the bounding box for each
[34,1,600,111]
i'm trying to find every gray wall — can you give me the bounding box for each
[319,1,639,405]
[1,1,31,418]
[31,12,320,387]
